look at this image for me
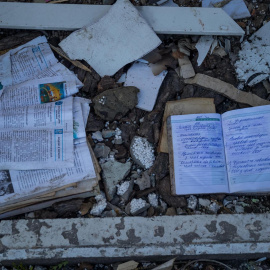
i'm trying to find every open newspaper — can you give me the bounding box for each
[0,36,82,96]
[0,97,98,208]
[0,36,100,214]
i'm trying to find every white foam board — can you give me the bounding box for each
[59,0,161,77]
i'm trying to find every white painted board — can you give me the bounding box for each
[0,2,244,36]
[124,62,167,111]
[202,0,250,20]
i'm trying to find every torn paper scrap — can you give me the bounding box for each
[158,98,215,153]
[124,62,167,111]
[59,0,161,77]
[185,73,270,107]
[235,22,270,86]
[195,36,215,66]
[202,0,250,20]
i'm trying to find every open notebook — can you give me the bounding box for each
[167,105,270,195]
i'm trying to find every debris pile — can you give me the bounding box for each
[0,0,270,219]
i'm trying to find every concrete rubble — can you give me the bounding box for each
[101,160,132,201]
[93,86,139,121]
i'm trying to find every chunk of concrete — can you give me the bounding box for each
[117,180,134,202]
[135,171,151,190]
[59,0,161,77]
[93,86,139,121]
[130,198,150,215]
[101,159,131,201]
[94,143,110,159]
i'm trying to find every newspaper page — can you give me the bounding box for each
[0,36,83,97]
[0,141,97,206]
[0,52,12,96]
[0,75,78,110]
[76,97,91,127]
[10,36,58,85]
[0,97,74,170]
[35,62,83,89]
[73,97,90,141]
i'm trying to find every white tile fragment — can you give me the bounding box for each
[202,0,250,20]
[235,22,270,86]
[195,36,215,66]
[59,0,161,77]
[124,62,167,111]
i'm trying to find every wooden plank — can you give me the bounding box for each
[0,3,244,36]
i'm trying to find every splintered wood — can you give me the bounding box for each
[185,74,270,107]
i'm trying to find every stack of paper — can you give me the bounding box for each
[0,37,100,217]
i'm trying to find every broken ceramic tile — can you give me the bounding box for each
[124,62,167,111]
[202,0,250,20]
[59,0,161,77]
[235,22,270,86]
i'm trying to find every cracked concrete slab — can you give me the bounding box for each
[0,214,270,264]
